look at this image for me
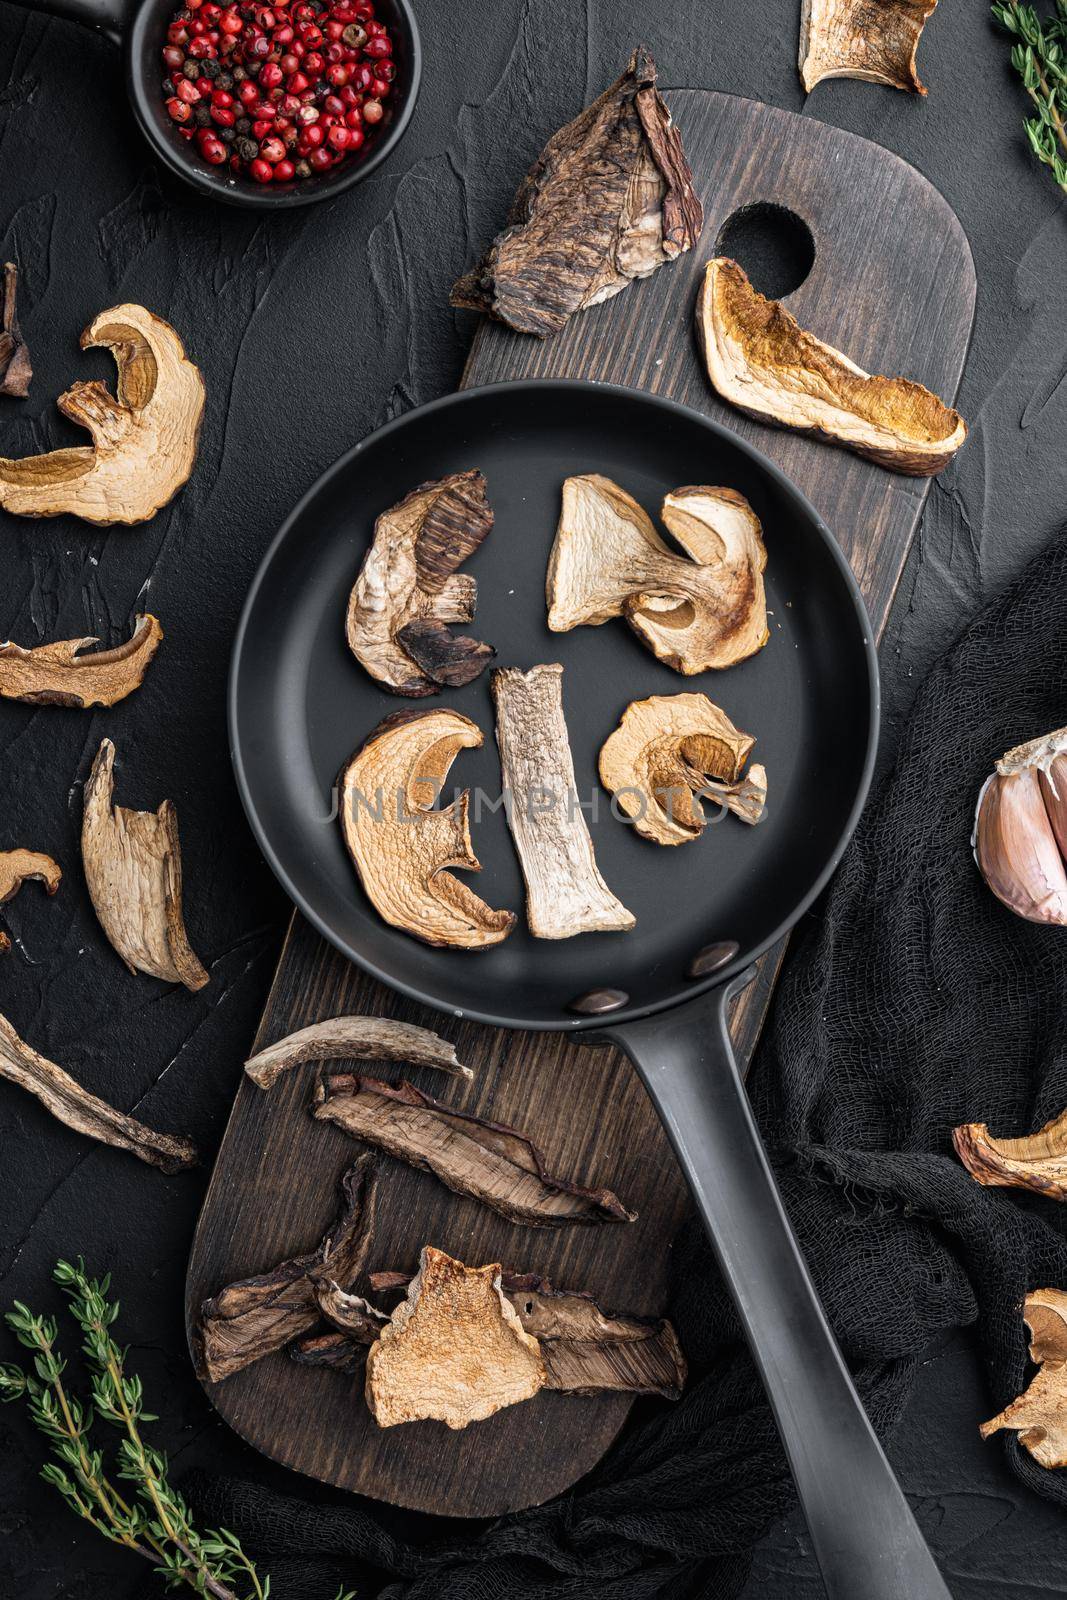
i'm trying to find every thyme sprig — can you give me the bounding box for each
[993,1,1067,193]
[0,1259,354,1600]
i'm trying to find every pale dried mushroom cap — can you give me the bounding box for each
[365,1246,545,1429]
[0,615,162,708]
[547,476,769,674]
[0,849,62,953]
[981,1288,1067,1467]
[696,259,966,475]
[799,0,937,95]
[346,471,495,697]
[339,709,516,950]
[0,305,204,525]
[599,694,759,846]
[954,1107,1067,1200]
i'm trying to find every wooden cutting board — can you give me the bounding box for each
[186,92,975,1517]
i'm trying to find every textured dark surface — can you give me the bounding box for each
[0,0,1063,1596]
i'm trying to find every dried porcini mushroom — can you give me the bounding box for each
[0,1008,196,1172]
[0,849,61,950]
[315,1278,390,1341]
[599,693,765,846]
[954,1107,1067,1200]
[246,1013,471,1091]
[82,738,208,991]
[799,0,937,95]
[697,259,967,475]
[981,1289,1067,1467]
[198,1154,379,1383]
[547,476,769,674]
[312,1074,636,1227]
[291,1330,367,1376]
[339,708,515,950]
[973,726,1067,926]
[0,615,162,708]
[346,471,495,697]
[450,47,702,338]
[0,263,31,398]
[365,1246,545,1429]
[492,664,634,937]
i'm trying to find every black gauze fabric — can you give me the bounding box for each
[186,531,1067,1598]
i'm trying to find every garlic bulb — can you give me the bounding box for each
[974,727,1067,925]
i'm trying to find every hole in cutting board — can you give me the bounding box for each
[714,203,815,298]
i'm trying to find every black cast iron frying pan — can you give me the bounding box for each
[231,380,950,1600]
[3,0,420,209]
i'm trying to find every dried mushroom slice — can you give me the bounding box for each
[0,263,31,398]
[954,1108,1067,1200]
[0,304,204,525]
[245,1014,471,1091]
[339,709,515,950]
[198,1154,379,1383]
[82,738,208,991]
[0,847,61,951]
[291,1330,368,1375]
[599,693,762,846]
[697,258,966,475]
[365,1246,545,1429]
[547,476,769,673]
[312,1074,636,1227]
[981,1289,1067,1467]
[0,615,162,708]
[492,664,634,938]
[315,1278,390,1341]
[799,0,937,94]
[451,47,702,338]
[346,471,495,697]
[0,1008,196,1172]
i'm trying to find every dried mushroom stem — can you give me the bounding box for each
[81,738,208,991]
[451,46,702,338]
[697,258,966,475]
[954,1107,1067,1199]
[365,1247,545,1429]
[492,664,634,937]
[0,615,162,708]
[0,1009,196,1172]
[0,304,204,525]
[245,1013,471,1090]
[981,1288,1067,1467]
[0,848,62,952]
[0,263,31,398]
[547,476,768,673]
[346,471,495,697]
[312,1074,636,1227]
[973,726,1067,925]
[338,709,515,950]
[198,1154,379,1383]
[799,0,938,94]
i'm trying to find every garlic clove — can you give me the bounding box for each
[1038,752,1067,863]
[974,765,1067,926]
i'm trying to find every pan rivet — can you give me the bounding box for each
[567,987,629,1016]
[686,941,740,980]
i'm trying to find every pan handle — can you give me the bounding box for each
[4,0,130,44]
[605,978,951,1600]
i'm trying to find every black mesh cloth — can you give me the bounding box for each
[186,530,1067,1599]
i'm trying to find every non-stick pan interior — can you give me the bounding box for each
[231,382,877,1029]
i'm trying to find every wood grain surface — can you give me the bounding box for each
[185,92,975,1517]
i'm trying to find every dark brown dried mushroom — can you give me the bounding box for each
[0,263,31,398]
[314,1278,390,1340]
[82,739,207,991]
[451,46,702,338]
[0,849,62,950]
[492,664,634,937]
[291,1330,368,1375]
[0,1008,196,1171]
[954,1108,1067,1200]
[366,1247,545,1429]
[245,1013,471,1091]
[697,258,966,475]
[0,615,162,708]
[981,1289,1067,1467]
[346,471,495,696]
[0,305,204,524]
[547,477,769,673]
[339,709,515,950]
[312,1074,636,1227]
[198,1154,379,1383]
[799,0,938,95]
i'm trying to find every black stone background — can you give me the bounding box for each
[0,1,1065,1595]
